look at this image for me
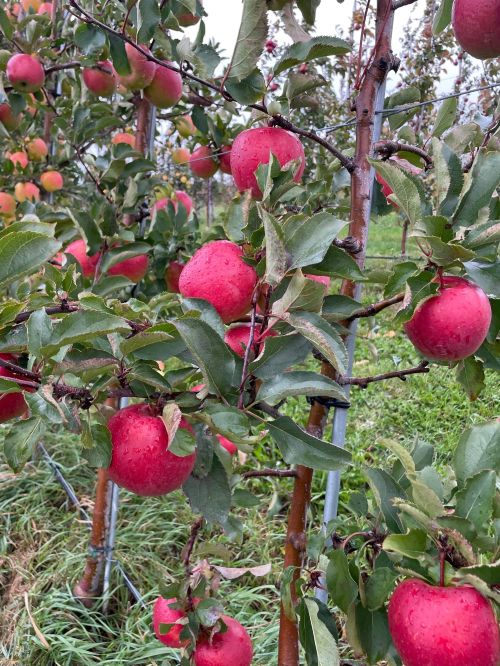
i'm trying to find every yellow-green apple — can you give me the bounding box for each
[175,114,196,138]
[14,181,40,202]
[26,138,48,161]
[172,147,191,164]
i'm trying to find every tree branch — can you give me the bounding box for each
[339,360,430,388]
[345,292,404,322]
[392,0,420,8]
[14,301,79,325]
[238,290,258,410]
[0,358,40,381]
[242,468,298,479]
[374,140,433,168]
[181,517,204,571]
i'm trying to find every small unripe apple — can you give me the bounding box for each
[224,323,276,358]
[172,147,191,164]
[6,54,45,93]
[144,62,183,108]
[189,146,218,178]
[21,0,41,11]
[193,616,253,666]
[40,170,63,192]
[111,132,136,148]
[179,240,257,323]
[37,2,53,15]
[219,144,232,174]
[388,579,500,666]
[7,151,29,169]
[118,43,156,90]
[14,181,40,202]
[305,274,331,294]
[153,596,195,648]
[0,354,28,423]
[404,276,491,361]
[452,0,500,59]
[0,103,21,131]
[108,252,149,282]
[376,156,422,208]
[165,259,185,292]
[65,239,99,277]
[175,114,196,138]
[26,138,48,161]
[107,403,196,496]
[83,60,117,97]
[0,192,16,218]
[231,127,305,199]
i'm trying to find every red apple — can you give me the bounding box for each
[154,191,193,217]
[231,127,305,199]
[376,156,422,208]
[83,60,117,97]
[118,43,156,90]
[404,276,491,361]
[108,253,149,282]
[0,192,16,218]
[452,0,500,59]
[65,239,99,277]
[14,181,39,202]
[265,39,277,53]
[144,62,183,108]
[219,144,232,174]
[21,0,41,10]
[165,259,185,292]
[26,138,48,161]
[7,151,28,169]
[112,132,135,148]
[176,0,202,26]
[6,54,45,93]
[179,240,257,323]
[194,616,253,666]
[175,114,196,138]
[217,435,237,456]
[189,146,218,178]
[224,323,276,358]
[107,403,196,496]
[0,103,21,131]
[0,354,28,422]
[172,147,191,164]
[40,170,63,192]
[305,274,331,294]
[153,596,199,648]
[37,2,53,15]
[388,579,500,666]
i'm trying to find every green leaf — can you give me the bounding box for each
[444,122,482,155]
[41,310,130,357]
[416,236,475,266]
[27,309,53,357]
[225,68,266,105]
[464,260,500,297]
[355,605,391,665]
[108,33,132,76]
[384,87,421,130]
[281,566,297,621]
[393,271,439,325]
[456,356,485,400]
[227,0,268,82]
[272,270,325,315]
[260,206,287,287]
[364,568,398,611]
[120,325,174,357]
[455,469,496,527]
[296,0,321,23]
[4,417,45,472]
[453,420,500,484]
[432,97,458,138]
[267,415,351,471]
[274,36,351,76]
[0,6,13,39]
[463,220,500,250]
[250,333,311,380]
[256,371,347,404]
[287,312,347,374]
[173,318,235,397]
[183,454,231,524]
[180,298,225,339]
[285,213,346,270]
[432,140,463,217]
[458,562,500,586]
[74,23,106,55]
[383,529,428,559]
[368,158,422,227]
[326,550,358,613]
[432,0,453,33]
[365,468,406,533]
[285,72,327,105]
[301,598,340,666]
[82,423,112,467]
[453,149,500,227]
[100,243,150,272]
[137,0,160,42]
[312,244,365,281]
[322,295,362,321]
[0,232,61,291]
[383,261,418,298]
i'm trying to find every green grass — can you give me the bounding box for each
[1,214,497,665]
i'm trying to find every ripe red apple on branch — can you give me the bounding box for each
[112,132,136,148]
[388,578,500,666]
[7,151,29,170]
[0,192,16,219]
[14,181,39,202]
[144,62,183,108]
[404,276,491,361]
[153,596,198,648]
[107,403,196,496]
[6,54,45,92]
[64,239,149,282]
[452,0,500,59]
[189,146,219,178]
[83,60,117,97]
[172,147,191,164]
[219,144,232,174]
[0,103,21,131]
[154,191,193,217]
[193,616,253,666]
[165,260,185,292]
[0,354,29,423]
[224,324,276,358]
[118,43,156,90]
[26,138,48,161]
[40,170,63,192]
[376,156,422,208]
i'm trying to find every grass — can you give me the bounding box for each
[1,214,498,665]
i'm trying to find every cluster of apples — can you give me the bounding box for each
[153,596,253,666]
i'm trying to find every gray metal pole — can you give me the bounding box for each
[316,77,388,603]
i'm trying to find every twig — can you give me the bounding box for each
[181,517,204,571]
[242,469,298,479]
[374,140,433,168]
[0,358,40,381]
[392,0,420,8]
[14,302,79,324]
[345,292,404,322]
[238,290,259,410]
[44,61,82,75]
[339,360,430,388]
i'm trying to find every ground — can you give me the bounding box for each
[0,214,497,666]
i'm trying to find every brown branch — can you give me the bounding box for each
[44,61,82,75]
[242,469,298,479]
[339,360,430,388]
[14,302,79,325]
[238,290,259,410]
[181,517,204,571]
[269,115,355,173]
[0,376,40,390]
[374,140,433,168]
[333,236,363,254]
[0,358,40,382]
[345,292,404,322]
[392,0,419,8]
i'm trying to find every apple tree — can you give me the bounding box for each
[0,0,498,664]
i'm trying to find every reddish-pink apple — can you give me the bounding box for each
[194,616,253,666]
[404,276,491,361]
[14,181,39,202]
[0,192,16,218]
[26,138,48,161]
[165,259,185,292]
[65,239,100,277]
[40,170,63,192]
[179,240,257,323]
[224,323,276,358]
[189,146,218,178]
[452,0,500,59]
[388,579,500,666]
[153,596,199,648]
[7,151,28,169]
[231,127,305,199]
[37,2,53,15]
[219,144,232,174]
[0,354,28,422]
[172,147,191,164]
[107,403,196,496]
[118,43,156,90]
[112,132,135,148]
[217,435,238,456]
[376,156,422,209]
[144,62,183,108]
[154,190,193,217]
[108,252,149,282]
[0,103,21,131]
[6,54,45,93]
[83,60,117,97]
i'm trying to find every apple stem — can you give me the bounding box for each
[439,549,446,587]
